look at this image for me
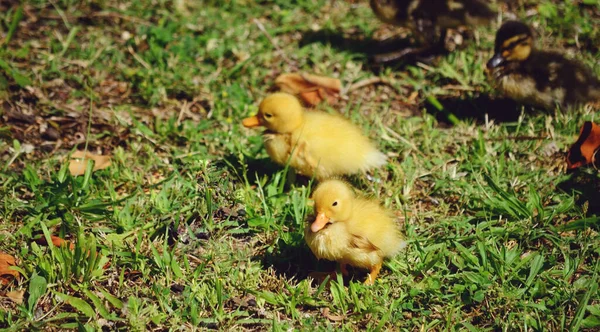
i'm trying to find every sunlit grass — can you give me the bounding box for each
[1,0,599,330]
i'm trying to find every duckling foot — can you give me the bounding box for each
[308,271,338,284]
[340,263,349,276]
[363,263,382,286]
[285,169,297,186]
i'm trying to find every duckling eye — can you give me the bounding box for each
[264,113,273,119]
[332,201,338,207]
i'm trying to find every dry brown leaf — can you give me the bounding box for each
[321,307,345,322]
[407,91,419,104]
[68,150,112,176]
[275,73,342,106]
[5,290,25,304]
[567,122,600,169]
[301,73,342,91]
[0,252,20,285]
[51,235,75,250]
[35,235,75,250]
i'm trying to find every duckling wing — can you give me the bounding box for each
[349,234,380,253]
[502,52,600,108]
[265,132,332,179]
[347,199,405,257]
[285,139,325,178]
[299,113,386,177]
[558,58,600,105]
[264,133,293,166]
[304,223,353,262]
[339,232,385,270]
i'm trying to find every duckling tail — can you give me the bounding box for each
[395,239,408,254]
[365,150,387,170]
[466,0,496,18]
[464,0,496,26]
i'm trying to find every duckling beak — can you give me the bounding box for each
[242,115,263,128]
[311,212,330,233]
[486,53,505,69]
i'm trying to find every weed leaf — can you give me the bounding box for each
[27,274,47,313]
[54,291,95,318]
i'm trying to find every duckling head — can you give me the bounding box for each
[310,180,355,233]
[486,21,533,75]
[242,93,304,134]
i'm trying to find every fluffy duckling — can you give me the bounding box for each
[242,93,386,180]
[370,0,496,62]
[486,21,600,110]
[304,180,405,285]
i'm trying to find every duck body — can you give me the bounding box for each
[493,51,600,110]
[243,93,386,180]
[370,0,495,31]
[487,21,600,109]
[264,111,386,179]
[304,180,405,284]
[369,0,495,63]
[305,197,403,269]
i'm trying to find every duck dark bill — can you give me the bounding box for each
[486,53,505,69]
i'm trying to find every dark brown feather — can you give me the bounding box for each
[489,21,600,109]
[370,0,495,61]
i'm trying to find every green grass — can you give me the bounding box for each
[1,0,600,330]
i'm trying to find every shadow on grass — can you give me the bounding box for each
[425,95,527,126]
[300,29,432,71]
[258,236,331,282]
[300,29,413,55]
[301,29,531,126]
[558,170,600,215]
[258,231,374,285]
[219,154,282,182]
[220,152,318,192]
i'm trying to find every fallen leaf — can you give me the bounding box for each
[407,91,419,104]
[567,122,600,169]
[0,252,20,285]
[124,270,143,281]
[320,307,345,322]
[230,294,257,308]
[275,73,342,106]
[103,261,111,269]
[5,289,25,304]
[68,150,112,176]
[51,235,75,250]
[21,144,35,154]
[35,235,75,250]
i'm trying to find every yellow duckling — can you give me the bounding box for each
[242,93,386,180]
[304,180,405,285]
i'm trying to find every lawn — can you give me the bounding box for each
[1,0,600,330]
